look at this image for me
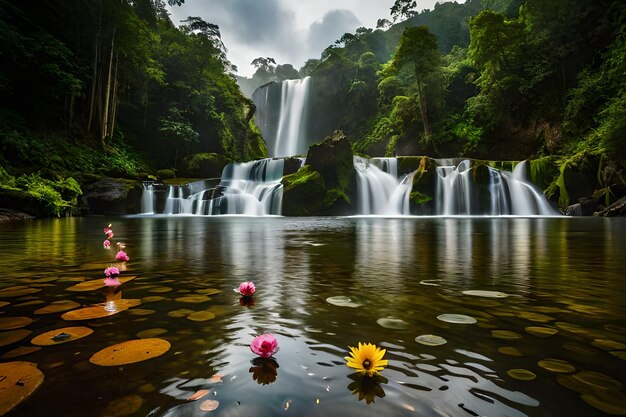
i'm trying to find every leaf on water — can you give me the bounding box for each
[128,309,156,316]
[0,317,33,331]
[31,327,94,346]
[437,314,477,324]
[61,299,141,321]
[507,369,536,381]
[136,328,168,339]
[0,329,33,347]
[325,296,361,308]
[491,330,522,340]
[195,288,222,295]
[34,300,81,315]
[497,347,523,356]
[0,287,41,298]
[175,295,211,303]
[592,339,626,351]
[187,389,209,401]
[89,338,171,366]
[148,287,173,293]
[187,311,216,322]
[537,358,575,374]
[415,334,447,346]
[102,394,143,417]
[572,370,623,391]
[66,276,136,292]
[581,392,626,415]
[199,399,220,411]
[0,361,44,415]
[462,290,509,298]
[525,326,558,338]
[167,309,196,318]
[0,301,10,309]
[141,296,167,303]
[377,317,409,329]
[1,345,42,359]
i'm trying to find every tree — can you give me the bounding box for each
[384,26,441,139]
[390,0,417,22]
[159,107,199,169]
[251,56,276,84]
[376,18,392,29]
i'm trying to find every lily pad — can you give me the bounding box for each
[31,327,94,346]
[102,394,143,417]
[518,311,554,323]
[573,370,623,391]
[1,346,42,359]
[168,309,195,318]
[34,300,81,315]
[0,317,33,331]
[325,296,362,308]
[141,296,167,303]
[128,309,156,316]
[415,334,447,346]
[507,369,536,381]
[525,326,559,338]
[187,311,216,322]
[498,347,523,356]
[0,286,41,298]
[136,328,168,339]
[581,391,626,415]
[195,288,222,295]
[90,338,171,366]
[377,317,409,329]
[61,299,141,321]
[149,286,173,293]
[592,339,626,351]
[491,330,523,340]
[462,290,509,298]
[437,314,477,324]
[175,295,211,303]
[0,361,44,415]
[66,276,136,292]
[0,301,10,309]
[0,329,33,347]
[199,399,220,411]
[538,358,575,373]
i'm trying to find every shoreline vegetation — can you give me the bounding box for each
[1,0,624,218]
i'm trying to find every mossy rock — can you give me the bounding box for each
[156,169,176,180]
[305,130,357,214]
[180,153,229,178]
[408,156,437,214]
[397,156,424,176]
[529,156,559,192]
[82,178,142,215]
[282,165,326,216]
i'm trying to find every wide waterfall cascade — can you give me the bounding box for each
[354,156,414,215]
[157,159,286,216]
[435,160,559,216]
[141,183,155,214]
[273,77,311,157]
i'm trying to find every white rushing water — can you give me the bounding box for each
[354,156,414,215]
[160,159,285,216]
[141,183,155,214]
[273,77,311,157]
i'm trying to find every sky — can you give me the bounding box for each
[168,1,463,78]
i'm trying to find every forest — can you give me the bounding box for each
[0,0,624,216]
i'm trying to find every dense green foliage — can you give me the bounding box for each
[295,0,625,209]
[0,0,266,215]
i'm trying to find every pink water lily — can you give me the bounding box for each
[250,334,279,358]
[104,266,120,277]
[237,281,255,297]
[116,250,129,262]
[103,240,111,249]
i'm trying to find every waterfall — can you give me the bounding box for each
[354,156,414,215]
[434,160,559,216]
[141,183,155,214]
[273,77,311,157]
[157,159,285,216]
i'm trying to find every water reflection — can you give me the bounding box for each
[1,217,626,417]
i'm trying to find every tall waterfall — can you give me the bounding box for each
[435,160,559,216]
[274,77,311,157]
[354,156,414,215]
[157,159,285,216]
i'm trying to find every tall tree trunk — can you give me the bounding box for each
[101,0,120,149]
[416,78,431,140]
[87,41,99,132]
[110,50,120,141]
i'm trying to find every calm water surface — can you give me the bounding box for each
[0,216,625,417]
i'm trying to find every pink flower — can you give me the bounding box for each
[103,240,111,249]
[250,334,279,358]
[116,250,129,262]
[104,277,121,286]
[104,266,120,277]
[106,231,114,239]
[237,281,255,297]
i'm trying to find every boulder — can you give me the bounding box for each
[305,130,357,214]
[82,178,142,215]
[281,165,326,216]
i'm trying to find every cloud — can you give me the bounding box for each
[306,9,361,57]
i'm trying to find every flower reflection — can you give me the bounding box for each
[239,296,255,307]
[249,357,279,385]
[347,373,387,404]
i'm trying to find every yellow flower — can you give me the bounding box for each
[345,342,388,376]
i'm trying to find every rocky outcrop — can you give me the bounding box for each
[181,153,229,178]
[82,178,142,215]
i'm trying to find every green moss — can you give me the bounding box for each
[529,156,559,191]
[157,169,176,179]
[410,191,432,205]
[281,165,327,216]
